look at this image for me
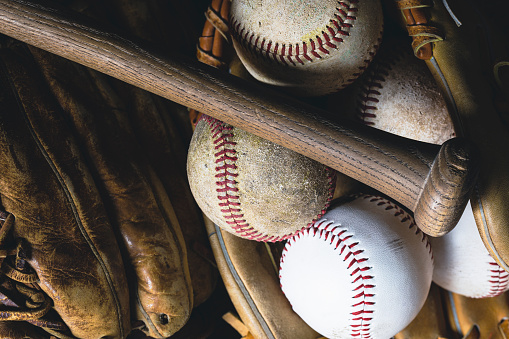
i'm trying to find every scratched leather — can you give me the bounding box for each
[27,46,193,338]
[204,218,321,339]
[0,321,49,339]
[0,45,130,338]
[92,0,218,308]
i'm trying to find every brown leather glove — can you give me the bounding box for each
[27,45,195,338]
[392,0,509,272]
[0,41,131,338]
[1,0,217,336]
[443,290,509,339]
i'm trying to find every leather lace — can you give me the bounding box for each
[0,210,74,338]
[396,0,445,60]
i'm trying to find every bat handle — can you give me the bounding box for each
[414,137,479,236]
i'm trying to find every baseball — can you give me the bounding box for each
[430,202,509,298]
[229,0,384,97]
[354,41,455,144]
[187,115,336,242]
[279,194,433,339]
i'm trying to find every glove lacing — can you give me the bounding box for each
[0,210,75,339]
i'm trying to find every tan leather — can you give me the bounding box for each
[76,0,218,310]
[0,43,130,338]
[117,83,218,308]
[444,291,509,339]
[205,217,322,339]
[407,0,509,270]
[27,46,193,338]
[0,322,49,339]
[394,283,454,338]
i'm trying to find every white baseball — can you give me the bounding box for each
[430,201,509,298]
[229,0,384,97]
[354,41,455,145]
[279,194,433,339]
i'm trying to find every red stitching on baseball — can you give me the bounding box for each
[280,219,375,338]
[482,261,509,298]
[342,31,383,91]
[361,195,433,259]
[205,115,336,242]
[230,0,359,66]
[356,44,414,126]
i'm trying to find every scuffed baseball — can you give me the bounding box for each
[187,115,336,242]
[354,42,455,145]
[279,194,433,339]
[229,0,384,97]
[430,202,509,298]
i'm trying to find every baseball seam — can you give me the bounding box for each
[280,219,375,338]
[280,194,432,339]
[356,50,404,126]
[230,0,359,66]
[361,195,433,260]
[342,32,383,90]
[485,261,509,298]
[205,115,336,242]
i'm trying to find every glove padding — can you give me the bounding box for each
[28,45,194,338]
[0,42,131,339]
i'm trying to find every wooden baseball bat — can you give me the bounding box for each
[0,0,479,236]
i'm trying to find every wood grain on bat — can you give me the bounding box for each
[0,0,479,236]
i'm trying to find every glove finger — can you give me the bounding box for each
[444,290,509,338]
[204,217,323,339]
[28,46,193,338]
[96,0,219,308]
[0,42,130,338]
[121,86,218,308]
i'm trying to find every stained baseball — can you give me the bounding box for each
[354,41,455,144]
[229,0,384,97]
[187,115,336,242]
[279,194,433,339]
[430,202,509,298]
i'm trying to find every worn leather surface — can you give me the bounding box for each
[422,0,509,270]
[205,217,322,339]
[119,83,218,308]
[444,291,509,339]
[0,322,49,339]
[27,46,193,338]
[77,0,218,309]
[0,43,130,338]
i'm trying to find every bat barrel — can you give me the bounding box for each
[414,137,479,236]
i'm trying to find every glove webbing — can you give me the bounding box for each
[396,0,444,60]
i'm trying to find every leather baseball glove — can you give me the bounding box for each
[0,0,220,336]
[0,40,131,338]
[391,0,509,271]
